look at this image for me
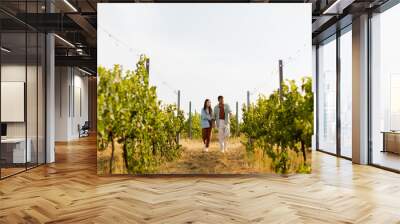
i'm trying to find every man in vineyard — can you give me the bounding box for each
[213,96,232,153]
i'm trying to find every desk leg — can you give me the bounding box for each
[382,133,386,153]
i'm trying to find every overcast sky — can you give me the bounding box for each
[98,4,312,117]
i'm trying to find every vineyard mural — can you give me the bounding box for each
[97,56,184,174]
[97,55,313,175]
[97,4,313,175]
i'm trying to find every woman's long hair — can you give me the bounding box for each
[203,99,212,114]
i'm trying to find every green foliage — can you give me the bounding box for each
[229,114,240,137]
[182,112,202,139]
[241,77,313,174]
[97,55,184,174]
[97,64,123,173]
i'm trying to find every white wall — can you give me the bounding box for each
[1,65,34,138]
[55,67,89,141]
[55,66,70,141]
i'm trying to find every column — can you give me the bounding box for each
[45,0,55,163]
[352,14,369,164]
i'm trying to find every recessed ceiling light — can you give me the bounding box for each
[54,34,75,48]
[78,67,92,76]
[63,0,78,12]
[1,47,11,53]
[323,0,354,15]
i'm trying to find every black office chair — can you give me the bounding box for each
[79,121,90,138]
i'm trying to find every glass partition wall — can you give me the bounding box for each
[316,1,400,172]
[339,28,352,159]
[316,27,353,159]
[0,5,46,179]
[0,31,27,177]
[317,35,337,155]
[370,3,400,171]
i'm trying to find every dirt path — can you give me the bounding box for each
[159,138,273,174]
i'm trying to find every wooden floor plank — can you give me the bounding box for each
[0,136,400,223]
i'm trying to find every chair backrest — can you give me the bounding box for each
[82,121,90,129]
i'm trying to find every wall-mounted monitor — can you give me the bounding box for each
[1,123,7,137]
[1,82,25,122]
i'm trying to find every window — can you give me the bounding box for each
[318,36,337,154]
[340,29,352,158]
[371,3,400,171]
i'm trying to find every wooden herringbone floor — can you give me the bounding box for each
[1,136,400,224]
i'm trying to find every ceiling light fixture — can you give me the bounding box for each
[323,0,342,14]
[54,34,75,48]
[76,48,85,55]
[323,0,354,15]
[1,47,11,53]
[78,67,93,76]
[63,0,78,12]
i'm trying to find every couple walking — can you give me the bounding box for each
[201,95,232,153]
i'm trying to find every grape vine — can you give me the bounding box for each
[97,55,184,174]
[241,77,313,174]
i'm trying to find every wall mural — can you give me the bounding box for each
[97,4,313,175]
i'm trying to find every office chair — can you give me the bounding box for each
[79,121,90,138]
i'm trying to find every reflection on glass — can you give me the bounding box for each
[0,1,46,179]
[318,37,337,154]
[1,32,27,177]
[340,30,352,158]
[371,4,400,171]
[390,75,400,130]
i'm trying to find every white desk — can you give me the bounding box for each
[1,138,31,163]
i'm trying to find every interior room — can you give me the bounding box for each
[54,66,91,141]
[0,13,46,178]
[0,0,400,223]
[0,0,96,179]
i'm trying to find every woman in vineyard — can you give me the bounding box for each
[201,99,213,152]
